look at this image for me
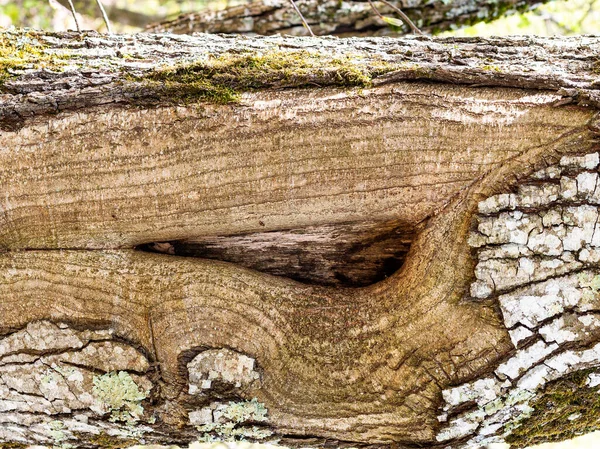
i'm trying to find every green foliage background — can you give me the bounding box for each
[0,0,598,35]
[0,0,239,32]
[441,0,599,36]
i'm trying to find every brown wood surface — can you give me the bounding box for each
[0,30,600,447]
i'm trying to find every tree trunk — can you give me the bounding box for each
[144,0,550,36]
[1,29,600,448]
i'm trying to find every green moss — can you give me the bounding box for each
[481,65,502,72]
[78,432,139,449]
[506,369,600,448]
[0,31,68,84]
[139,50,387,105]
[0,443,27,449]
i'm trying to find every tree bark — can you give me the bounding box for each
[144,0,551,36]
[1,29,600,448]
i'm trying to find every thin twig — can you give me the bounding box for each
[288,0,314,36]
[65,0,81,32]
[367,0,385,20]
[95,0,113,33]
[379,0,422,34]
[369,0,423,35]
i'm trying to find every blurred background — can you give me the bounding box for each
[0,0,598,35]
[0,0,240,32]
[440,0,600,35]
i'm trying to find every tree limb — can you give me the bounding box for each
[145,0,554,36]
[1,29,600,447]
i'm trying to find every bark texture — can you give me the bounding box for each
[144,0,551,37]
[1,29,600,448]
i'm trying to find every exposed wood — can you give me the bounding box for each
[145,0,551,36]
[1,30,600,447]
[5,86,588,254]
[141,219,416,286]
[2,31,600,251]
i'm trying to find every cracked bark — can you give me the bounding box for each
[1,29,600,447]
[144,0,552,37]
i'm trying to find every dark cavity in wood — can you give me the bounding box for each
[139,220,417,286]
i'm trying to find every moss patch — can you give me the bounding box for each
[140,50,393,104]
[506,369,600,448]
[0,443,27,449]
[0,32,67,84]
[79,432,138,449]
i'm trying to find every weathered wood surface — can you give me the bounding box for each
[145,0,550,36]
[1,30,600,447]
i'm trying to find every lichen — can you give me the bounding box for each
[0,31,68,84]
[48,420,73,449]
[578,272,600,292]
[223,398,268,422]
[139,50,392,104]
[437,151,600,447]
[92,371,148,424]
[196,398,272,442]
[506,369,600,448]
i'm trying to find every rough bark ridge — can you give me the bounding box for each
[1,30,600,448]
[145,0,550,37]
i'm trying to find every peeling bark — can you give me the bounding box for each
[437,153,600,447]
[1,29,600,447]
[144,0,551,37]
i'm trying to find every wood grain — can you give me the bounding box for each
[1,30,600,446]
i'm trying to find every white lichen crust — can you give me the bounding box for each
[437,152,600,447]
[186,350,272,442]
[0,321,154,445]
[187,348,260,395]
[192,398,272,442]
[0,322,273,445]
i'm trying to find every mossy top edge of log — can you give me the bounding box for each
[0,28,599,128]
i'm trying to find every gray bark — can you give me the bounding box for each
[3,31,599,128]
[145,0,551,36]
